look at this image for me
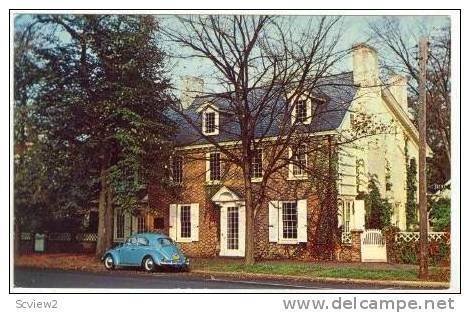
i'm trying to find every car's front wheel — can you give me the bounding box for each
[142,256,155,272]
[103,255,115,270]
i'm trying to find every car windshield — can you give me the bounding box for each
[159,238,174,246]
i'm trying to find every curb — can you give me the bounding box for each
[189,270,450,289]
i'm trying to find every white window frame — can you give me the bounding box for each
[269,199,307,244]
[279,201,299,244]
[115,209,125,240]
[171,155,183,184]
[206,151,221,183]
[137,215,146,233]
[291,95,312,125]
[250,148,264,182]
[178,204,192,241]
[288,145,308,180]
[343,200,353,233]
[202,107,219,136]
[169,203,199,243]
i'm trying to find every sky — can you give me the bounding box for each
[156,14,450,93]
[14,14,450,94]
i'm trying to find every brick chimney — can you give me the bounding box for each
[180,76,204,109]
[352,43,379,87]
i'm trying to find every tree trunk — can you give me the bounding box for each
[95,166,114,258]
[243,163,255,265]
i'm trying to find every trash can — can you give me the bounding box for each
[34,233,45,252]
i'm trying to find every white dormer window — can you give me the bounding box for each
[291,95,312,125]
[295,99,308,123]
[202,107,219,135]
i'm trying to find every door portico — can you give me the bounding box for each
[211,186,246,257]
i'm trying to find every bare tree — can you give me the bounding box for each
[164,15,391,264]
[369,17,451,185]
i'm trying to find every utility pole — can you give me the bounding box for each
[418,37,429,280]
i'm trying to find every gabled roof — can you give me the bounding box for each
[172,72,357,147]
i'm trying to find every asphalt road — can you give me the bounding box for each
[13,267,421,290]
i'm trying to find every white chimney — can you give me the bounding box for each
[180,76,204,109]
[388,74,409,113]
[352,43,379,87]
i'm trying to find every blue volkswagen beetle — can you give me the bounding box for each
[101,233,189,272]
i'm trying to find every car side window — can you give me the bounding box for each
[126,237,138,245]
[159,238,173,246]
[136,237,149,246]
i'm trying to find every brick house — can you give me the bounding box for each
[113,44,425,261]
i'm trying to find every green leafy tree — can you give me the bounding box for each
[15,15,176,256]
[364,175,392,229]
[429,198,450,232]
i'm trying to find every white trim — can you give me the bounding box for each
[169,155,183,185]
[176,204,192,243]
[169,204,177,240]
[174,130,337,151]
[268,201,279,242]
[205,151,221,183]
[190,203,199,241]
[195,102,218,113]
[288,146,308,180]
[201,107,219,136]
[250,148,264,182]
[291,95,313,125]
[275,199,308,245]
[219,201,245,257]
[297,199,308,242]
[211,186,241,202]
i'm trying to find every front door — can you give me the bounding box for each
[220,204,245,257]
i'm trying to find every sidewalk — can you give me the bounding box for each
[14,253,450,288]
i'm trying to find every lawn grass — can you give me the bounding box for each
[191,258,449,282]
[16,254,450,282]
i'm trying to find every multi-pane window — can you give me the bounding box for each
[343,200,352,233]
[172,156,183,184]
[294,99,308,123]
[250,148,263,179]
[204,112,216,133]
[209,152,221,181]
[282,201,298,240]
[180,205,191,239]
[137,216,145,233]
[116,210,125,239]
[292,145,307,176]
[227,207,239,250]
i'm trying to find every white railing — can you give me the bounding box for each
[48,233,72,241]
[20,232,98,242]
[75,233,98,242]
[396,232,450,243]
[20,233,32,240]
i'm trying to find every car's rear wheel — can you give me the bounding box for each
[142,256,155,272]
[103,255,115,270]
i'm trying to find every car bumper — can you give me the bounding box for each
[159,258,189,267]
